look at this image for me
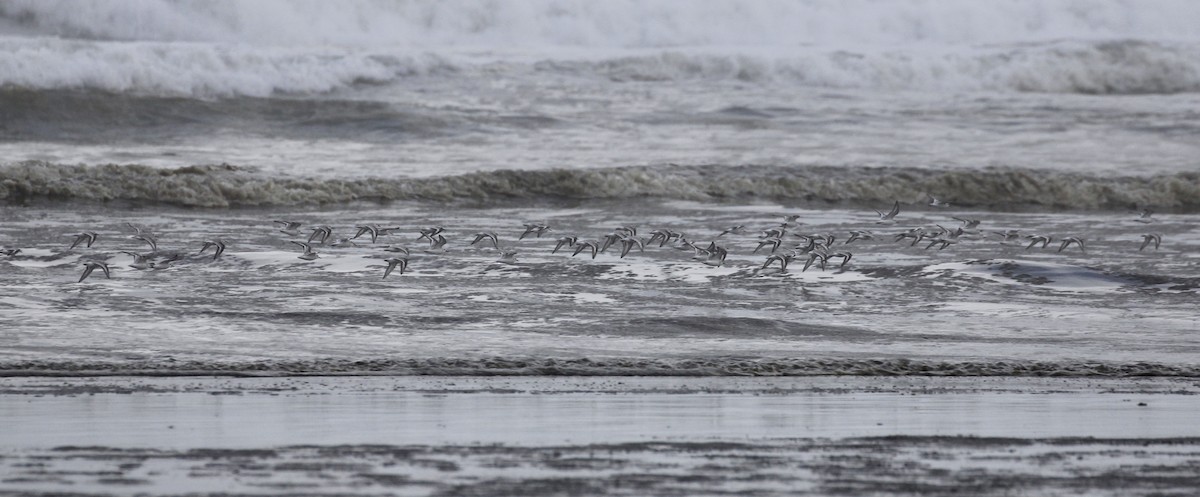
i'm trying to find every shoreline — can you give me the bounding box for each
[3,376,1200,496]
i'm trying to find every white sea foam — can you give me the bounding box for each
[3,1,1200,96]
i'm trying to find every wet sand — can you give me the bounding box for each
[2,376,1200,496]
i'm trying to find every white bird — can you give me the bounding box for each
[273,220,303,236]
[291,241,320,260]
[874,201,900,224]
[1058,237,1086,254]
[382,258,408,278]
[68,232,99,249]
[199,239,227,260]
[78,261,111,282]
[1139,233,1162,252]
[1134,209,1155,224]
[470,231,500,249]
[519,223,551,240]
[308,226,333,244]
[122,251,153,270]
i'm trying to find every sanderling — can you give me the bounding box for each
[199,239,227,260]
[802,251,827,272]
[552,236,578,254]
[424,234,449,253]
[2,248,20,257]
[520,223,551,240]
[993,229,1022,245]
[68,232,99,249]
[826,251,853,268]
[130,233,158,252]
[121,251,153,270]
[952,216,981,229]
[470,231,500,249]
[308,226,333,244]
[761,251,796,272]
[382,257,408,278]
[78,261,111,282]
[352,225,381,243]
[1134,209,1155,224]
[927,195,950,208]
[618,236,645,258]
[1139,233,1162,252]
[875,201,900,224]
[273,220,303,236]
[754,237,783,254]
[717,225,746,237]
[383,245,411,256]
[845,230,874,245]
[418,226,445,242]
[1024,235,1052,250]
[291,241,320,260]
[497,249,519,263]
[572,240,601,259]
[151,253,182,270]
[700,242,728,267]
[1058,237,1086,254]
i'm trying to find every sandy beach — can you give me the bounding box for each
[3,376,1199,495]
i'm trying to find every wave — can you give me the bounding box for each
[2,37,1199,97]
[5,0,1198,47]
[2,161,1198,211]
[1,357,1196,378]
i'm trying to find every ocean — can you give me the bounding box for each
[1,0,1199,376]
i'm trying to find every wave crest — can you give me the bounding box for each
[1,357,1196,378]
[2,161,1198,211]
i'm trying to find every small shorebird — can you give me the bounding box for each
[572,240,601,259]
[382,257,408,278]
[291,241,320,260]
[308,226,333,244]
[952,216,981,229]
[151,253,182,269]
[130,233,158,252]
[199,239,227,260]
[716,225,746,237]
[761,251,796,272]
[424,234,449,253]
[1025,235,1052,250]
[552,236,578,254]
[927,195,951,208]
[352,225,381,243]
[122,251,153,270]
[648,229,683,247]
[1134,209,1155,224]
[925,238,956,250]
[993,230,1022,245]
[802,251,827,272]
[698,242,728,267]
[2,248,20,257]
[417,226,445,242]
[383,245,411,256]
[845,230,874,245]
[618,236,644,258]
[274,220,303,236]
[826,251,853,268]
[519,223,551,240]
[1139,233,1162,252]
[874,201,900,224]
[68,232,99,249]
[754,237,783,254]
[78,261,111,282]
[497,249,519,263]
[470,231,500,249]
[1058,237,1086,254]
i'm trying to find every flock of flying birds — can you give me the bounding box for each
[0,199,1167,283]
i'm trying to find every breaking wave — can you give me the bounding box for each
[3,1,1200,96]
[1,357,1196,378]
[2,38,1199,97]
[2,161,1197,211]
